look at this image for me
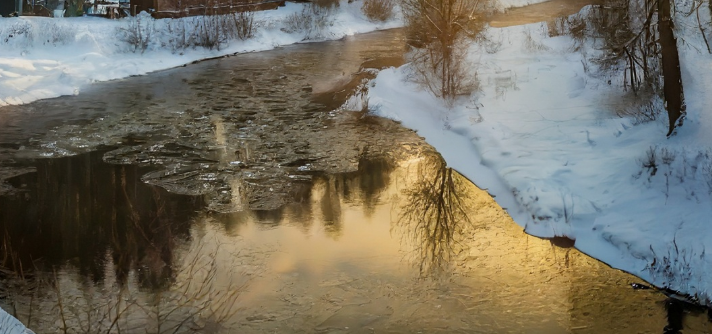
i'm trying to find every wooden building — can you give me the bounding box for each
[0,0,21,16]
[130,0,285,18]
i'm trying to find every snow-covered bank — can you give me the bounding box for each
[0,0,550,108]
[0,1,402,107]
[0,307,32,334]
[366,3,712,305]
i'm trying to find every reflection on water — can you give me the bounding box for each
[210,153,394,240]
[4,147,712,332]
[0,23,710,334]
[0,149,201,288]
[396,153,472,276]
[0,151,246,334]
[0,30,409,213]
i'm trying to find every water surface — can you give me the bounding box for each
[0,24,710,334]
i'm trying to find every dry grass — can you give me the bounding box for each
[361,0,395,22]
[117,12,154,53]
[312,0,340,10]
[282,3,336,39]
[233,11,255,40]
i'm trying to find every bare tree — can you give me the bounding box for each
[588,0,685,135]
[657,0,685,136]
[401,0,488,104]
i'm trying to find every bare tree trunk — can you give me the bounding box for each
[658,0,686,136]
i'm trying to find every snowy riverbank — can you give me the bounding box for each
[0,0,402,107]
[366,0,712,305]
[0,307,32,334]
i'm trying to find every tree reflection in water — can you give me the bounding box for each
[0,150,243,333]
[213,152,394,240]
[0,150,201,289]
[396,153,473,277]
[318,155,394,238]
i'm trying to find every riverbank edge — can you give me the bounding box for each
[0,0,403,108]
[360,4,712,309]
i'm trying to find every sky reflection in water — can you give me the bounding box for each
[0,26,711,333]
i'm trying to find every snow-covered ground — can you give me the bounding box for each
[366,0,712,305]
[0,0,403,107]
[0,0,551,108]
[0,307,32,334]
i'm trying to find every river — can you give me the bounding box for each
[0,12,711,334]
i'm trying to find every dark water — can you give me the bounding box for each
[0,29,409,212]
[0,29,711,333]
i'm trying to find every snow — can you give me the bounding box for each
[366,3,712,305]
[0,0,706,317]
[0,0,402,107]
[0,0,547,108]
[0,308,32,334]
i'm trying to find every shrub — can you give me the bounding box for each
[0,21,33,46]
[283,9,313,34]
[407,37,479,106]
[39,21,76,46]
[312,0,340,10]
[191,14,231,50]
[161,12,253,52]
[164,19,190,52]
[118,11,154,53]
[616,94,663,125]
[401,0,486,104]
[522,29,550,52]
[282,4,335,40]
[641,146,658,176]
[361,0,394,22]
[233,11,255,40]
[0,20,77,50]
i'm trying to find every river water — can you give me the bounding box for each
[0,22,711,334]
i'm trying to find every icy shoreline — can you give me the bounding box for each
[366,3,712,306]
[0,1,402,107]
[0,307,32,334]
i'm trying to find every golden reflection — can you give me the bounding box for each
[395,154,474,276]
[6,148,711,332]
[210,152,695,333]
[328,154,394,218]
[313,175,343,238]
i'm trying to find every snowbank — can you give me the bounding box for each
[0,1,402,107]
[0,0,547,108]
[0,307,32,334]
[366,4,712,305]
